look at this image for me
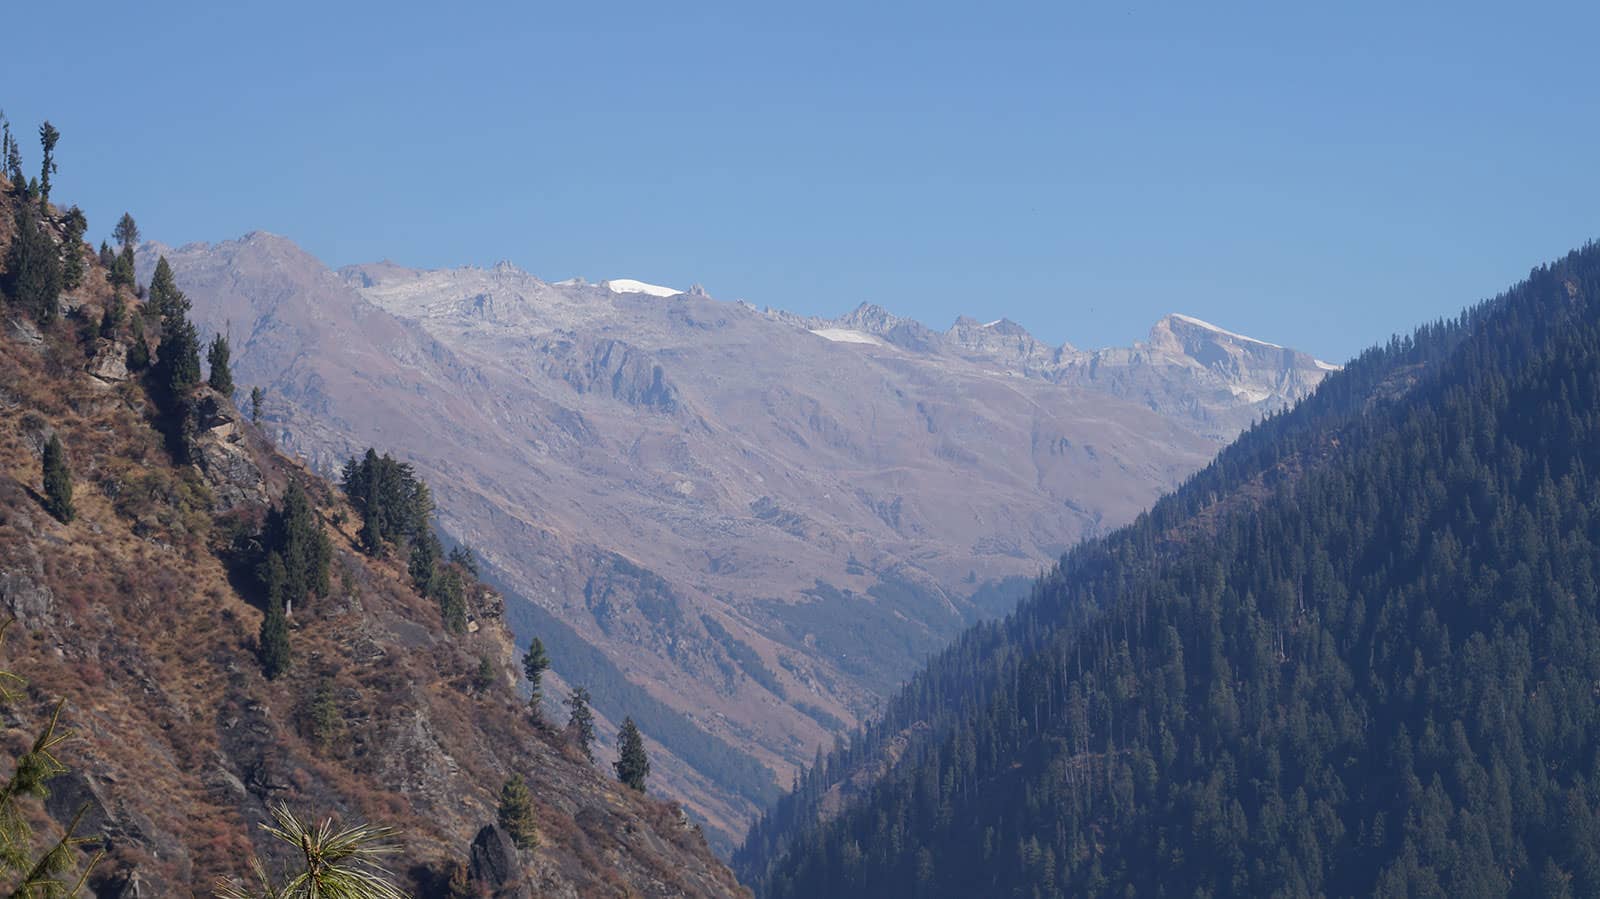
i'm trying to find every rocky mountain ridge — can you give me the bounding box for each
[149,232,1336,850]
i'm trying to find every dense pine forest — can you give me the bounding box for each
[739,241,1600,897]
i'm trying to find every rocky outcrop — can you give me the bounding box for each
[189,389,269,510]
[469,825,533,898]
[85,338,130,385]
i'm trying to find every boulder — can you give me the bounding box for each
[86,339,130,385]
[468,824,533,898]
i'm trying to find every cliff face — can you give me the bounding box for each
[0,184,744,896]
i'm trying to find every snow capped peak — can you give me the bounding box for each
[1166,313,1283,350]
[604,278,682,298]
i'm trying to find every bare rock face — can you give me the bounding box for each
[85,338,130,385]
[0,549,55,631]
[189,390,269,510]
[6,315,43,350]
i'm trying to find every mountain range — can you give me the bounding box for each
[145,233,1335,847]
[739,243,1600,896]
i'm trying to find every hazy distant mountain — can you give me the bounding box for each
[146,234,1333,848]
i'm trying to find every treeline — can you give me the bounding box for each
[743,242,1600,897]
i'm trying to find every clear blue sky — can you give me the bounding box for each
[5,1,1597,361]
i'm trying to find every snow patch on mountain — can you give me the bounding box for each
[1170,313,1283,349]
[605,278,682,298]
[809,328,885,346]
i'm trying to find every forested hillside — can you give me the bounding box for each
[741,241,1600,896]
[0,114,744,896]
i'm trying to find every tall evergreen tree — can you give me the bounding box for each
[41,435,73,524]
[112,213,139,252]
[146,256,187,320]
[2,113,22,189]
[100,293,123,339]
[565,687,596,763]
[126,314,150,370]
[614,717,650,793]
[36,121,58,204]
[2,201,61,322]
[258,555,292,680]
[250,386,264,423]
[59,206,86,290]
[207,333,234,396]
[496,774,538,850]
[154,315,201,400]
[522,637,550,715]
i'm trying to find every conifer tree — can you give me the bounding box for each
[214,804,406,899]
[126,314,150,370]
[496,774,538,849]
[112,213,139,252]
[100,294,123,339]
[41,435,73,524]
[250,386,264,423]
[154,315,201,400]
[146,256,186,321]
[565,687,596,763]
[0,112,12,181]
[303,677,342,753]
[59,207,86,290]
[2,114,23,189]
[258,555,292,679]
[473,656,496,693]
[521,637,550,714]
[36,122,58,204]
[614,717,651,793]
[2,201,61,323]
[207,333,234,396]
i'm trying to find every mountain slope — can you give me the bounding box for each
[150,236,1333,848]
[744,242,1600,896]
[0,177,743,896]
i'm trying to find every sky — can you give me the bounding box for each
[4,1,1598,362]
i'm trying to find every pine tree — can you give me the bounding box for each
[2,201,61,322]
[522,637,550,715]
[146,256,189,322]
[301,677,343,753]
[36,121,58,204]
[207,333,234,396]
[473,656,496,693]
[214,804,406,899]
[155,315,202,400]
[59,206,86,290]
[250,386,264,423]
[126,314,150,370]
[3,114,23,189]
[112,213,139,252]
[496,774,538,849]
[41,435,73,524]
[614,717,651,793]
[565,687,596,763]
[258,555,292,679]
[100,294,123,339]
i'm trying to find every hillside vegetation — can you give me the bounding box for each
[741,242,1600,897]
[0,116,744,896]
